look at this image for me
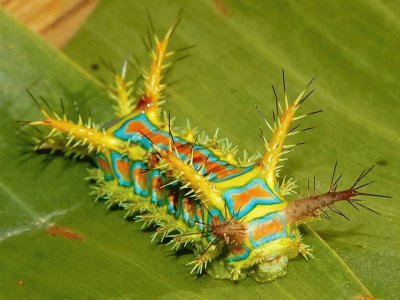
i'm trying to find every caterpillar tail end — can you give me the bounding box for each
[285,164,390,224]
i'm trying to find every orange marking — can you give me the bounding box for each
[135,95,154,112]
[147,153,160,168]
[212,0,231,16]
[98,156,111,173]
[196,206,203,220]
[124,120,172,146]
[152,176,165,200]
[176,143,191,153]
[133,167,147,190]
[192,150,207,163]
[211,215,222,226]
[229,245,245,256]
[207,162,225,174]
[253,220,284,241]
[176,144,206,160]
[168,189,179,209]
[123,119,244,180]
[152,176,162,189]
[183,197,195,217]
[151,133,169,145]
[174,145,242,180]
[116,159,129,180]
[207,163,243,179]
[46,225,84,241]
[122,119,244,179]
[125,120,149,134]
[231,184,272,212]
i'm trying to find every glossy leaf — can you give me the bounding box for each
[65,1,400,298]
[0,0,398,298]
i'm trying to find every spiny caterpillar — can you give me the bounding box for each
[23,21,388,282]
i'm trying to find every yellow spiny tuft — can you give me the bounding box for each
[29,116,127,155]
[278,176,297,196]
[134,19,180,124]
[108,60,136,118]
[187,244,220,274]
[24,96,143,158]
[32,136,89,159]
[258,71,315,191]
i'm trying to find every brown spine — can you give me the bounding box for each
[284,164,389,223]
[285,189,357,223]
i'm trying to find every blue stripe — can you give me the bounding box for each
[111,151,131,187]
[195,202,204,231]
[113,114,252,182]
[95,153,114,181]
[149,170,166,206]
[226,245,251,262]
[224,178,281,219]
[248,213,286,248]
[131,161,149,197]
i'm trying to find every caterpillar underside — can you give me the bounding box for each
[24,22,385,282]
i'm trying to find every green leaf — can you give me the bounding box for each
[0,0,398,298]
[64,1,399,298]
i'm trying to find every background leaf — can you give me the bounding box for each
[0,0,398,299]
[64,1,400,298]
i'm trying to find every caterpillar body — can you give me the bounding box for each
[26,23,385,282]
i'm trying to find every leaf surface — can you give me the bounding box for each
[65,2,400,297]
[0,0,398,299]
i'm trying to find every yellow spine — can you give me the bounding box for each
[29,118,127,154]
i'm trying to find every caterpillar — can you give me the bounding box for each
[23,21,387,282]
